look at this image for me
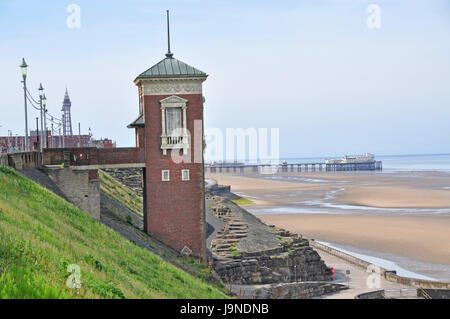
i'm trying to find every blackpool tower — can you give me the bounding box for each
[61,88,73,136]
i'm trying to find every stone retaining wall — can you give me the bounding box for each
[309,240,372,270]
[102,168,143,196]
[418,288,450,299]
[0,154,8,167]
[385,272,450,290]
[355,290,385,299]
[252,282,347,299]
[310,239,450,290]
[207,185,231,196]
[214,248,332,285]
[45,167,100,220]
[210,196,332,286]
[1,152,40,170]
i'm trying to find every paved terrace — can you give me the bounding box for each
[313,249,419,299]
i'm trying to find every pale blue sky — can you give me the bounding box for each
[1,0,449,158]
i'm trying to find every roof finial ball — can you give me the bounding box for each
[165,10,173,58]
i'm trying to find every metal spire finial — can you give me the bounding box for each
[165,10,173,58]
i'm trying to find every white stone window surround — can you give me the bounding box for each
[161,170,170,181]
[181,169,190,181]
[160,95,189,156]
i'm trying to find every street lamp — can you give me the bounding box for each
[42,94,48,148]
[7,130,11,152]
[38,83,44,97]
[20,58,29,151]
[38,83,44,152]
[35,117,39,151]
[88,127,92,147]
[20,58,28,78]
[51,123,54,148]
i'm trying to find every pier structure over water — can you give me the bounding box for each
[205,161,382,174]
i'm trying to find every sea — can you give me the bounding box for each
[279,153,450,172]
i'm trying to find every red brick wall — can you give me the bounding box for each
[136,127,145,149]
[42,147,145,166]
[143,93,206,261]
[96,148,145,165]
[42,149,64,165]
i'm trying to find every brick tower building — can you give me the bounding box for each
[128,14,208,261]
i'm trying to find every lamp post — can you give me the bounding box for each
[7,130,11,152]
[61,114,65,148]
[20,58,29,152]
[35,117,39,151]
[51,122,54,148]
[78,122,81,147]
[38,83,44,152]
[42,94,47,148]
[88,127,92,147]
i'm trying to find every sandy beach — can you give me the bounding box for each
[206,171,450,280]
[258,214,450,265]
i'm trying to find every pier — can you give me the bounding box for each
[205,161,382,174]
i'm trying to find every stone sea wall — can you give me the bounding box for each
[102,168,143,196]
[355,290,385,299]
[310,240,450,290]
[253,282,347,299]
[209,196,332,286]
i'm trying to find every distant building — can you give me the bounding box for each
[62,88,73,136]
[91,138,116,148]
[0,86,117,153]
[0,133,115,153]
[208,161,245,167]
[325,153,375,164]
[0,134,41,153]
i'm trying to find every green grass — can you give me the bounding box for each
[228,242,241,256]
[229,250,241,256]
[98,170,143,217]
[232,198,254,205]
[0,167,228,299]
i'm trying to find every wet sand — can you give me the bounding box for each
[206,171,450,280]
[258,214,450,265]
[341,186,450,208]
[208,171,450,208]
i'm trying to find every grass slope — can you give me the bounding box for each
[232,198,254,206]
[99,170,143,217]
[0,167,227,299]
